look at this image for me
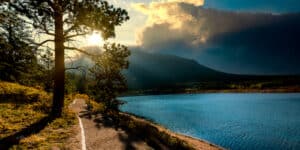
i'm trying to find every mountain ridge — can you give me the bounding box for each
[67,49,229,89]
[123,49,228,89]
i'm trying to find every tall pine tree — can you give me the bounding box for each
[2,0,129,117]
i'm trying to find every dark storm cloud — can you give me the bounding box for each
[199,13,300,74]
[135,1,300,74]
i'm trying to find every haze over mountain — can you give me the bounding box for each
[68,48,228,89]
[123,50,227,89]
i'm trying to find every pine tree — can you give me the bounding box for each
[0,9,38,83]
[39,48,54,91]
[89,43,130,111]
[2,0,129,117]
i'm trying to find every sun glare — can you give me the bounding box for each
[87,33,103,46]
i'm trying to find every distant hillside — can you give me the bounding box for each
[123,50,300,91]
[123,50,228,89]
[67,49,229,90]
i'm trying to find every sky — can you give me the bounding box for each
[105,0,300,75]
[110,0,300,45]
[204,0,300,13]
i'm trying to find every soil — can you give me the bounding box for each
[68,99,153,150]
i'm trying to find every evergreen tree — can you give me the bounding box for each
[39,48,54,91]
[89,43,130,111]
[0,10,38,83]
[2,0,129,117]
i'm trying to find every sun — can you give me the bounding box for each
[87,32,103,46]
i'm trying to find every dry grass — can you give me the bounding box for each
[117,113,223,150]
[0,81,77,149]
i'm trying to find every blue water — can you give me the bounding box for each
[120,93,300,150]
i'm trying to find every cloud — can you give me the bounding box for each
[133,1,202,29]
[168,0,205,6]
[134,1,275,49]
[132,0,300,74]
[133,1,208,48]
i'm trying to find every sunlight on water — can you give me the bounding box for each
[120,93,300,150]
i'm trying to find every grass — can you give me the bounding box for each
[117,113,195,150]
[0,81,77,149]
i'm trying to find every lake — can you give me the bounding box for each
[120,93,300,150]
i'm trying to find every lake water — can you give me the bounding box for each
[120,93,300,150]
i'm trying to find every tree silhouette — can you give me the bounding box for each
[39,48,54,92]
[2,0,129,117]
[89,43,130,111]
[0,9,38,82]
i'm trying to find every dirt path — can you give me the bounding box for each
[69,99,153,150]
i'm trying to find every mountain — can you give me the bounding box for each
[67,49,229,89]
[67,49,300,91]
[123,50,228,89]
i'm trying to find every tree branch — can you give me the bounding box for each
[32,39,54,47]
[38,31,55,36]
[64,33,87,39]
[65,46,94,56]
[64,24,77,36]
[65,66,86,71]
[45,0,55,10]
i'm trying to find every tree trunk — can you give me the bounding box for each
[51,6,64,118]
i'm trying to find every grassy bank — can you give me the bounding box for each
[0,82,76,149]
[117,113,223,150]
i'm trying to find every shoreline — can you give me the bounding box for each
[122,88,300,96]
[119,112,224,150]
